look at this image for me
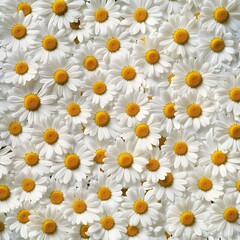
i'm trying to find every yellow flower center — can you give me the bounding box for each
[97,186,112,200]
[126,103,140,117]
[80,225,89,238]
[187,103,202,118]
[159,136,166,148]
[126,225,139,237]
[25,152,39,166]
[11,24,27,39]
[121,66,136,81]
[180,211,195,226]
[15,62,29,75]
[174,141,188,155]
[95,8,108,23]
[93,81,107,95]
[84,56,98,71]
[159,173,174,187]
[8,122,22,136]
[72,199,87,214]
[198,177,213,191]
[70,21,80,30]
[211,150,227,165]
[106,38,121,52]
[17,2,32,16]
[22,178,35,192]
[168,73,175,84]
[185,71,203,88]
[42,36,58,51]
[145,49,160,64]
[229,124,240,139]
[50,190,64,204]
[95,111,110,127]
[173,29,189,45]
[0,221,4,232]
[24,94,41,111]
[146,158,160,171]
[42,219,57,234]
[54,70,69,85]
[135,123,150,138]
[118,152,133,168]
[164,103,176,119]
[224,207,238,222]
[94,149,106,164]
[101,216,115,230]
[134,8,148,22]
[64,153,80,170]
[17,209,31,223]
[236,180,240,192]
[229,88,240,102]
[0,185,10,201]
[43,129,59,145]
[133,200,148,214]
[210,38,225,52]
[67,103,81,116]
[52,0,68,15]
[214,7,229,23]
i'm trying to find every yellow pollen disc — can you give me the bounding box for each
[42,219,57,234]
[236,180,240,192]
[54,70,69,85]
[168,73,175,84]
[194,12,200,19]
[17,209,31,223]
[52,0,68,15]
[70,21,80,30]
[15,62,29,75]
[159,136,166,148]
[80,225,89,238]
[174,141,188,155]
[211,150,227,165]
[22,178,35,192]
[67,103,81,116]
[224,207,238,222]
[72,199,87,214]
[24,94,41,111]
[0,185,10,201]
[97,186,112,200]
[25,152,39,166]
[50,190,64,204]
[64,154,80,170]
[134,8,148,23]
[134,200,148,214]
[135,123,150,138]
[121,66,136,81]
[210,38,225,52]
[159,173,174,187]
[8,122,22,136]
[94,149,106,164]
[118,152,133,168]
[95,111,110,127]
[84,56,98,71]
[185,71,203,88]
[214,7,229,23]
[17,2,32,16]
[43,129,59,145]
[93,81,107,95]
[145,49,160,64]
[229,124,240,139]
[180,211,195,226]
[106,38,120,52]
[126,225,139,236]
[126,103,140,117]
[164,103,176,119]
[0,221,4,232]
[42,36,58,51]
[173,29,189,45]
[147,159,160,171]
[95,8,108,23]
[198,177,213,191]
[187,103,202,118]
[101,216,115,230]
[229,88,240,102]
[11,24,27,39]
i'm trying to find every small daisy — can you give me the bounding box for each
[0,146,13,178]
[4,50,38,85]
[158,14,198,58]
[31,116,73,159]
[68,224,92,240]
[226,170,240,204]
[84,0,120,35]
[0,213,11,240]
[133,35,172,78]
[162,130,200,169]
[113,91,150,127]
[123,223,152,240]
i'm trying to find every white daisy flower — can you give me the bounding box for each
[121,0,161,37]
[113,91,150,127]
[37,0,83,29]
[0,213,11,240]
[108,53,146,94]
[158,14,198,58]
[68,224,92,240]
[8,82,57,124]
[133,35,172,78]
[123,223,153,240]
[3,50,38,85]
[31,116,73,159]
[84,0,120,35]
[162,130,200,169]
[0,11,38,51]
[0,146,13,178]
[225,170,240,204]
[121,186,162,227]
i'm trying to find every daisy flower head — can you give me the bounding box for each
[84,0,120,35]
[133,35,172,78]
[158,14,198,58]
[225,170,240,204]
[3,50,38,85]
[68,224,92,240]
[0,146,13,178]
[113,91,150,127]
[121,0,161,37]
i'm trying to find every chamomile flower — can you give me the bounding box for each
[133,35,172,78]
[113,91,150,127]
[158,14,198,58]
[225,170,240,204]
[37,0,83,29]
[84,0,120,35]
[0,146,13,178]
[4,50,38,85]
[123,223,152,240]
[0,213,11,240]
[68,224,92,240]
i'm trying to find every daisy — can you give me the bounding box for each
[37,0,82,29]
[133,35,172,78]
[8,82,57,124]
[82,69,116,108]
[158,14,198,58]
[113,91,151,127]
[0,213,11,240]
[84,0,120,35]
[123,223,152,240]
[162,130,200,169]
[31,116,73,159]
[27,205,69,239]
[68,224,92,240]
[103,138,147,186]
[121,0,161,37]
[121,186,162,227]
[121,114,161,151]
[0,11,38,51]
[226,170,240,204]
[0,146,13,178]
[3,50,38,85]
[108,54,146,94]
[39,56,82,98]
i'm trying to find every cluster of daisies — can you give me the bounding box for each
[1,0,240,239]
